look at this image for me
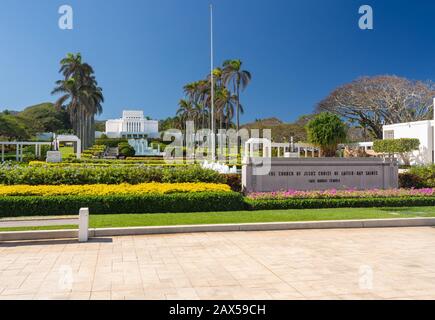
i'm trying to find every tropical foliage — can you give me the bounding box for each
[52,53,104,150]
[176,59,251,136]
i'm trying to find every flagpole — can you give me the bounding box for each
[210,4,215,161]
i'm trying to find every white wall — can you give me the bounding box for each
[105,119,123,138]
[383,120,434,165]
[143,120,159,137]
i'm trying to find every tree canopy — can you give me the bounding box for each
[306,112,347,157]
[373,138,420,166]
[317,75,435,139]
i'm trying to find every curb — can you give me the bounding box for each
[1,217,435,242]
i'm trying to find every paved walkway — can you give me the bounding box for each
[1,227,435,300]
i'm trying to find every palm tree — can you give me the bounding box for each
[52,53,103,150]
[215,87,237,130]
[222,59,251,133]
[184,81,210,130]
[177,99,194,131]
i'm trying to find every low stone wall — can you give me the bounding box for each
[242,157,398,192]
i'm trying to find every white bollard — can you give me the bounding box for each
[78,208,89,242]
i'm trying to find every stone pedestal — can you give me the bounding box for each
[46,151,62,163]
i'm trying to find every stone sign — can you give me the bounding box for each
[242,158,398,192]
[46,151,62,163]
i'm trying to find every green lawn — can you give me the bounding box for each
[1,206,435,232]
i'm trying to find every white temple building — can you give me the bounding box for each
[382,99,435,165]
[105,110,159,139]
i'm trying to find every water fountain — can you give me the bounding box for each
[128,139,163,156]
[201,160,237,174]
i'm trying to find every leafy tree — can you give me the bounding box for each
[306,112,347,157]
[317,75,435,139]
[373,138,420,166]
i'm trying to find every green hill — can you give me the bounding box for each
[0,103,72,140]
[242,115,315,143]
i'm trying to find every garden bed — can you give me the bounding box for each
[246,196,435,210]
[245,188,435,210]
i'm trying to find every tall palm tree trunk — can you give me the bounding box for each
[236,85,241,156]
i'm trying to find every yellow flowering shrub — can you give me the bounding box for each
[0,183,231,197]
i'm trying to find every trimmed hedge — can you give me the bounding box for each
[246,196,435,210]
[2,193,435,217]
[95,138,128,147]
[0,192,246,217]
[0,165,226,185]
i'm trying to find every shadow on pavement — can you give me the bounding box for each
[0,237,113,247]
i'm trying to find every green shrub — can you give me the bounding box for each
[161,166,226,183]
[408,165,435,187]
[118,142,135,157]
[398,173,425,189]
[224,174,241,192]
[0,164,225,185]
[0,192,245,217]
[245,196,435,210]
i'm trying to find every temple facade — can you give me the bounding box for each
[105,110,159,139]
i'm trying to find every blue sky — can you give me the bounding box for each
[1,0,435,123]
